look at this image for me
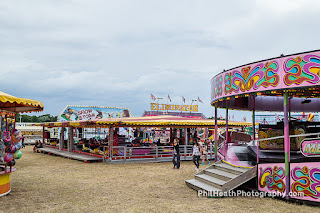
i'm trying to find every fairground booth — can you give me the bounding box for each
[34,104,252,163]
[0,91,43,197]
[186,50,320,204]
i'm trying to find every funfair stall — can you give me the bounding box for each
[186,50,320,204]
[0,91,43,197]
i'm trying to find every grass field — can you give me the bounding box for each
[0,146,318,212]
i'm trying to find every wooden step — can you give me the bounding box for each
[195,174,227,189]
[185,179,222,197]
[204,168,238,181]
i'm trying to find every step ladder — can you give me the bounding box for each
[185,161,257,197]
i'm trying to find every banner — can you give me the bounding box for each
[59,106,131,121]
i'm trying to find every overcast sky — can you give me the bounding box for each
[1,0,320,120]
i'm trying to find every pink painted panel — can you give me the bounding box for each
[211,50,320,102]
[258,163,286,194]
[300,139,320,157]
[290,162,320,202]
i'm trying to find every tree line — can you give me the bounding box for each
[16,114,58,123]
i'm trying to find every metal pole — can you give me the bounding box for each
[109,127,114,161]
[225,101,228,151]
[42,126,45,144]
[283,92,290,199]
[253,95,258,163]
[184,128,187,160]
[103,146,105,163]
[214,104,218,162]
[156,146,158,161]
[124,146,126,162]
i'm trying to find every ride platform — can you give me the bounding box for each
[36,147,102,163]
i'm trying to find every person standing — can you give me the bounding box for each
[21,134,25,148]
[172,139,180,169]
[192,139,201,171]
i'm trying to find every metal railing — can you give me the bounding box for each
[102,145,215,163]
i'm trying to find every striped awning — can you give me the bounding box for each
[0,91,43,113]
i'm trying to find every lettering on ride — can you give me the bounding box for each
[77,109,95,120]
[300,139,320,157]
[150,103,198,112]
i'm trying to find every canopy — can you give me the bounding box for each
[32,115,255,128]
[0,91,44,113]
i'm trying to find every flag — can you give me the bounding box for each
[307,113,315,122]
[168,94,171,102]
[151,94,156,101]
[182,96,185,103]
[198,97,203,103]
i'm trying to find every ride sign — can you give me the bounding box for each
[300,139,320,157]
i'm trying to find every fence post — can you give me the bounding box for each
[156,146,158,161]
[103,146,105,163]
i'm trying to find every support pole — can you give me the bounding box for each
[288,97,291,121]
[67,127,72,152]
[42,126,45,144]
[252,95,258,163]
[70,126,74,151]
[109,126,114,161]
[214,104,218,162]
[59,127,64,151]
[184,128,188,160]
[283,92,290,199]
[225,101,229,151]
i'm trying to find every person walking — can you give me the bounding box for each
[172,139,180,169]
[192,139,201,171]
[201,139,210,165]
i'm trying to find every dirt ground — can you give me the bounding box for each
[0,146,318,213]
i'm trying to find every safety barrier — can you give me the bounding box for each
[102,145,215,163]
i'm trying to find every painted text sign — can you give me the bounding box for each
[300,139,320,157]
[150,103,198,112]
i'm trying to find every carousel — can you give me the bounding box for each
[0,91,43,197]
[186,49,320,204]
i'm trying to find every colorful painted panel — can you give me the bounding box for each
[291,162,320,202]
[211,50,320,102]
[59,106,131,121]
[258,163,286,194]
